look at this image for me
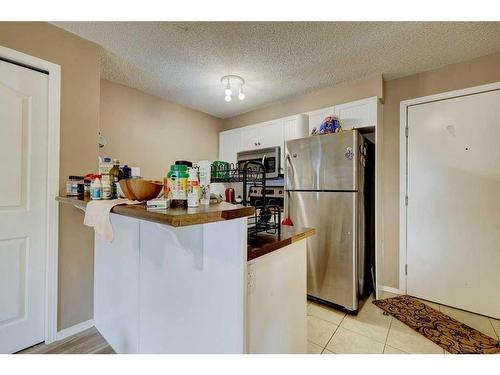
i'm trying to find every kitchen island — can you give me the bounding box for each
[57,197,314,353]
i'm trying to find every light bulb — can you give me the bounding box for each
[224,88,232,96]
[238,87,245,100]
[225,94,232,102]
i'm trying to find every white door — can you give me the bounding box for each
[0,60,49,352]
[406,89,500,319]
[219,130,242,166]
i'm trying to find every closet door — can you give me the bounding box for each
[0,59,49,353]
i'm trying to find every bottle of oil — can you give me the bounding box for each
[109,159,123,199]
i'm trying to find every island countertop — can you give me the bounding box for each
[56,196,255,227]
[247,226,315,261]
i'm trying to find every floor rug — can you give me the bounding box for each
[373,295,500,354]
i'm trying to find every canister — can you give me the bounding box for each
[166,164,189,201]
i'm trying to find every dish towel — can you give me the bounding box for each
[83,199,140,243]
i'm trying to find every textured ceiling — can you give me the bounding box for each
[53,22,500,118]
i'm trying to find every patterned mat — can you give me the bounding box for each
[373,295,500,354]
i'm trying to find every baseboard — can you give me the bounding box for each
[56,319,95,341]
[379,285,402,295]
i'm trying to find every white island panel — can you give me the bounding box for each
[138,218,247,353]
[246,241,307,353]
[94,214,140,354]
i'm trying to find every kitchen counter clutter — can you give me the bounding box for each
[56,196,255,227]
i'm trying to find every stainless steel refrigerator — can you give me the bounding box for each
[285,129,375,312]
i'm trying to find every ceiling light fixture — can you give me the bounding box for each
[221,75,245,102]
[238,86,245,101]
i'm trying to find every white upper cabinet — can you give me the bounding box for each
[305,96,379,133]
[219,129,242,166]
[307,107,335,135]
[240,126,262,151]
[283,114,309,142]
[334,97,378,130]
[259,120,284,149]
[219,114,309,169]
[218,97,379,166]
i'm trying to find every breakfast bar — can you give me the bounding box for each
[57,197,314,354]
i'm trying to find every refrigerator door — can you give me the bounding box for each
[285,130,358,191]
[287,191,357,310]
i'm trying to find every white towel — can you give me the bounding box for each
[83,199,139,243]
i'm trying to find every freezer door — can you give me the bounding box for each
[285,130,358,191]
[287,191,357,310]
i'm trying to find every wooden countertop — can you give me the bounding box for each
[247,226,315,261]
[56,196,255,227]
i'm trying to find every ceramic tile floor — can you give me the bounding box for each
[307,292,500,354]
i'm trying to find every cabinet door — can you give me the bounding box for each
[219,130,242,165]
[283,115,309,142]
[259,120,284,149]
[335,97,377,129]
[307,107,335,134]
[240,126,261,151]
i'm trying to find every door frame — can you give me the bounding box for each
[399,81,500,294]
[0,45,61,345]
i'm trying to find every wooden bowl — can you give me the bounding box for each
[120,179,163,201]
[119,179,137,200]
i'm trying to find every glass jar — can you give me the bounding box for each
[66,176,83,197]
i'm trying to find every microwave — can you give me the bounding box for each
[237,146,281,179]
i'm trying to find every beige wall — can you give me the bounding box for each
[222,75,384,130]
[99,80,222,180]
[0,22,101,329]
[381,51,500,288]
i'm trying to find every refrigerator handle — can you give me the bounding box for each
[285,152,293,190]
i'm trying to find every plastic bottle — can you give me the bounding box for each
[187,168,200,208]
[101,175,112,200]
[91,175,102,200]
[198,160,211,205]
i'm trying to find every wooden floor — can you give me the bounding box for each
[16,327,115,354]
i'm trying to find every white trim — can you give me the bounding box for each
[56,320,95,342]
[0,45,61,345]
[379,285,402,295]
[374,98,382,299]
[399,81,500,296]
